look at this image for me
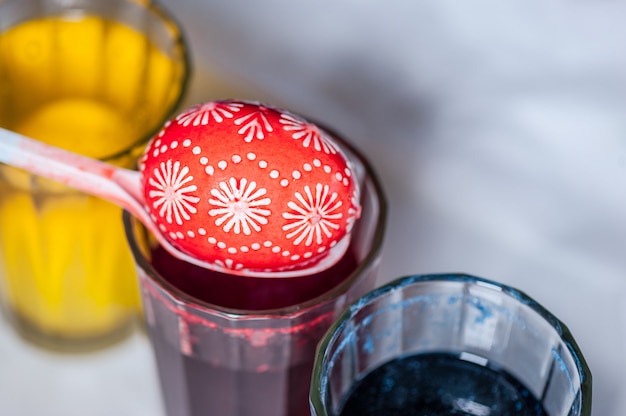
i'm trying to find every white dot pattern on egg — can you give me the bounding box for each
[140,100,361,274]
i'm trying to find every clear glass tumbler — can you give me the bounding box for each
[0,0,190,351]
[311,273,592,416]
[123,127,387,416]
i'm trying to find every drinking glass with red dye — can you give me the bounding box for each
[123,125,386,416]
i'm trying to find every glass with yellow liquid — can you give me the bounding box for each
[0,0,190,351]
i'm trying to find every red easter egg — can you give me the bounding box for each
[139,100,361,275]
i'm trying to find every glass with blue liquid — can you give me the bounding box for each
[310,273,592,416]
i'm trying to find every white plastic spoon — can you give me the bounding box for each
[0,110,357,280]
[0,101,362,278]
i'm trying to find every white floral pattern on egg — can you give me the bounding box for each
[140,100,361,274]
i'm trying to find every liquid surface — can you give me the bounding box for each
[0,14,182,345]
[151,243,358,310]
[339,352,548,416]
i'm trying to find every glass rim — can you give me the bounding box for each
[310,273,592,416]
[0,0,192,163]
[123,122,388,318]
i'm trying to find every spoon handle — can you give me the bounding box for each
[0,127,210,270]
[0,127,144,207]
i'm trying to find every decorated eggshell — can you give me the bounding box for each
[139,100,361,275]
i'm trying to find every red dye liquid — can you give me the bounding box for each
[146,245,359,416]
[150,244,358,310]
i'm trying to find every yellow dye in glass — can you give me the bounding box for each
[0,14,187,349]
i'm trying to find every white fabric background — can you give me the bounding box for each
[1,1,624,414]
